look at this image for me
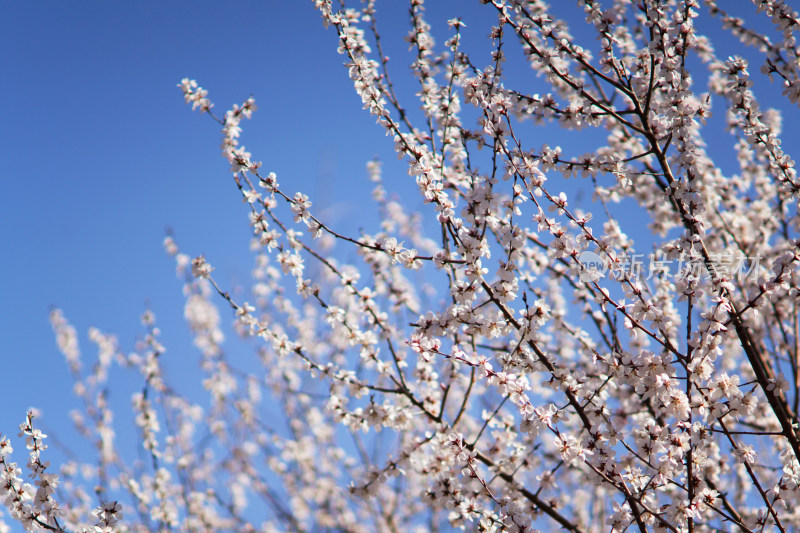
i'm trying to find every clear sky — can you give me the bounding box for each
[1,0,378,462]
[0,0,794,527]
[0,0,506,481]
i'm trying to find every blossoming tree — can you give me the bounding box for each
[3,0,800,531]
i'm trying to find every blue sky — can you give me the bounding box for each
[0,0,795,526]
[1,1,374,456]
[0,0,511,479]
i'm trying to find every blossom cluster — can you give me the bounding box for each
[4,1,800,532]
